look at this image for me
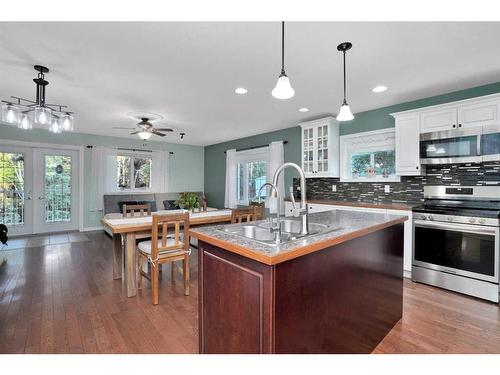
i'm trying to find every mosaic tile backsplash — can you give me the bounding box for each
[293,162,500,205]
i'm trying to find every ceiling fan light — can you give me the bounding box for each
[18,113,33,130]
[138,131,152,140]
[272,73,295,99]
[336,103,354,122]
[34,106,52,125]
[1,103,20,124]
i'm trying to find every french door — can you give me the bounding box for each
[33,148,79,233]
[0,146,33,236]
[0,145,79,236]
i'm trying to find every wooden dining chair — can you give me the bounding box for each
[231,207,258,224]
[137,212,190,305]
[249,201,265,220]
[122,203,151,217]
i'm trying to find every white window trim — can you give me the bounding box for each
[340,128,401,182]
[235,147,270,206]
[116,151,154,192]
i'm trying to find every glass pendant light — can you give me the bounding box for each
[138,131,152,140]
[34,105,52,125]
[336,42,354,122]
[49,118,62,133]
[18,113,33,130]
[1,103,21,124]
[60,113,74,131]
[272,21,295,99]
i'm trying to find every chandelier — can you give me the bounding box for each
[1,65,74,133]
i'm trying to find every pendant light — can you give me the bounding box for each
[272,21,295,99]
[336,42,354,122]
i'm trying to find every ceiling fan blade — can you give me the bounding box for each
[130,131,140,135]
[113,127,137,130]
[152,130,166,137]
[154,128,174,132]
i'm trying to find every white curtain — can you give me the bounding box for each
[224,149,237,208]
[152,150,169,192]
[104,148,117,193]
[89,146,107,212]
[268,141,285,213]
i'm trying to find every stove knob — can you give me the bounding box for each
[447,217,454,222]
[420,215,427,220]
[478,218,486,224]
[469,217,477,224]
[427,215,434,221]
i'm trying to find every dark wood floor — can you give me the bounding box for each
[1,231,499,354]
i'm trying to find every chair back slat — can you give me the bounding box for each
[123,203,151,218]
[231,208,257,224]
[249,202,265,220]
[151,212,190,259]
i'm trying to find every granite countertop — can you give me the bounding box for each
[285,198,418,211]
[189,209,407,265]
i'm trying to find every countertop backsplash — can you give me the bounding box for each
[293,161,500,205]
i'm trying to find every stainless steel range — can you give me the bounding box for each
[412,186,500,302]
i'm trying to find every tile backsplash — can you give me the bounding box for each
[293,162,500,205]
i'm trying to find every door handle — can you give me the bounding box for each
[38,196,45,200]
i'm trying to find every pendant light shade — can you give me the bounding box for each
[336,42,354,122]
[34,105,52,125]
[272,73,295,99]
[18,113,33,130]
[1,103,20,124]
[272,21,295,100]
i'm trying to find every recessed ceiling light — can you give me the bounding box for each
[235,87,248,95]
[372,85,388,93]
[298,108,309,112]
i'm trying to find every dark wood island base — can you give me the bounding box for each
[198,223,404,354]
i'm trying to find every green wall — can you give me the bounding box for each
[204,81,500,208]
[0,124,204,229]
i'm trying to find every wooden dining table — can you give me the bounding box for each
[101,209,232,297]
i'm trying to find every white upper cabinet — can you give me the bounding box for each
[394,114,423,175]
[458,99,500,128]
[420,107,458,133]
[300,116,340,178]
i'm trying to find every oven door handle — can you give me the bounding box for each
[414,220,497,236]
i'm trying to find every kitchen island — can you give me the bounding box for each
[190,209,407,354]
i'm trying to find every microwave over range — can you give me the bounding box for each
[420,124,500,164]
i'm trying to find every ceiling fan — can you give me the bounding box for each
[113,113,173,140]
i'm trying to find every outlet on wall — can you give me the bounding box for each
[384,185,391,193]
[331,184,337,192]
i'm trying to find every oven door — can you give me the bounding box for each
[413,220,499,283]
[420,129,482,164]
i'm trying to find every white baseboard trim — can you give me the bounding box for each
[81,226,104,232]
[403,269,412,279]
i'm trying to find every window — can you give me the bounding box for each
[116,154,152,190]
[340,128,400,182]
[234,149,269,205]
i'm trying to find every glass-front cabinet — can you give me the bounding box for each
[300,116,340,178]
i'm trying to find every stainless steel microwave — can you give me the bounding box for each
[420,125,500,164]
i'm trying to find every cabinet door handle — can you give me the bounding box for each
[416,166,419,170]
[452,124,456,128]
[458,124,462,128]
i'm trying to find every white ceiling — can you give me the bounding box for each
[1,22,500,146]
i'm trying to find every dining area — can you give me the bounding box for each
[102,202,265,303]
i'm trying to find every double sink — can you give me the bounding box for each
[219,217,341,246]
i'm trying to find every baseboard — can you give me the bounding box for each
[81,226,104,232]
[403,269,412,279]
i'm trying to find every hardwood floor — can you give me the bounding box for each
[0,230,499,354]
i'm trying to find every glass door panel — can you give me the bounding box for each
[316,125,328,173]
[302,127,314,173]
[0,147,33,236]
[33,148,79,233]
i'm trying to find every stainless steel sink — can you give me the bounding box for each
[218,218,341,246]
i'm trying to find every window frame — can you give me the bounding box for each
[234,148,270,206]
[340,128,401,182]
[115,152,153,192]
